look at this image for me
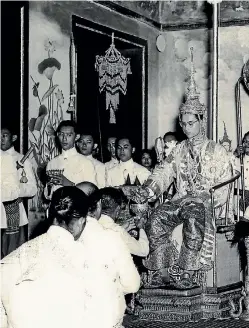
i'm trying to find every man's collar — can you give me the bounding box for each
[47,225,74,243]
[119,158,133,167]
[100,214,114,223]
[86,215,97,223]
[4,146,16,155]
[61,147,78,158]
[87,154,93,160]
[111,157,118,163]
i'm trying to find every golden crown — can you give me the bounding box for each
[179,47,207,117]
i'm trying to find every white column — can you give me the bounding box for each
[207,0,221,141]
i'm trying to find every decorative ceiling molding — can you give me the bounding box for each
[95,1,249,30]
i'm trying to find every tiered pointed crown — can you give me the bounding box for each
[179,47,207,117]
[219,121,232,145]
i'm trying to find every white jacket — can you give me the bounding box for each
[1,148,37,228]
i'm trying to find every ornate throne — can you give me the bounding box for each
[130,169,243,322]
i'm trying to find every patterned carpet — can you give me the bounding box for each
[123,315,249,328]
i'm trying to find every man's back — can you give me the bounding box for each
[79,217,140,328]
[1,225,138,328]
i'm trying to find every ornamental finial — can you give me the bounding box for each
[179,48,206,116]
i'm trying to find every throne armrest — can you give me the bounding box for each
[209,170,241,193]
[209,170,241,231]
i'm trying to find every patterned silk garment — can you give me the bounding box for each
[144,138,232,207]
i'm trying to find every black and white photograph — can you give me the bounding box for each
[1,1,249,327]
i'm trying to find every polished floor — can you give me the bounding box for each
[123,315,249,328]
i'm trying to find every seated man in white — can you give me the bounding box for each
[77,132,105,188]
[98,187,149,258]
[105,136,119,171]
[44,120,97,199]
[106,136,150,187]
[77,182,141,328]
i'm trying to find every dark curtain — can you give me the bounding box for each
[74,22,144,161]
[1,1,29,153]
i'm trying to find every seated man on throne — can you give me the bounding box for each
[135,56,233,289]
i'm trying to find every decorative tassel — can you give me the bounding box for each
[109,105,116,124]
[20,169,28,183]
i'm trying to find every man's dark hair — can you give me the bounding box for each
[49,186,89,225]
[100,187,124,214]
[56,120,78,134]
[116,136,135,148]
[163,131,177,140]
[1,124,17,136]
[78,131,96,143]
[88,189,102,214]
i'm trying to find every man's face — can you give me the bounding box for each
[1,128,14,151]
[180,113,201,139]
[243,135,249,155]
[57,126,76,151]
[107,137,117,158]
[117,138,133,162]
[141,152,152,168]
[77,135,94,156]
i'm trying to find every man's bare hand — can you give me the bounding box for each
[122,221,136,232]
[48,174,74,187]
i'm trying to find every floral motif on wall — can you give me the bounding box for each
[29,39,64,211]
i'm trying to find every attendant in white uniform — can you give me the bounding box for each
[106,136,150,187]
[76,132,105,188]
[77,182,141,328]
[105,136,119,171]
[1,126,37,258]
[99,187,149,258]
[44,121,97,199]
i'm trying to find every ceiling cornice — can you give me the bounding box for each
[95,1,249,31]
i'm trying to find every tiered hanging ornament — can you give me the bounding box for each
[95,33,132,124]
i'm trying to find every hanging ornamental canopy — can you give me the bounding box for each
[95,33,132,124]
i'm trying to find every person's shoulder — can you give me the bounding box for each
[107,163,120,175]
[47,153,61,164]
[92,157,105,168]
[102,227,129,252]
[133,161,150,173]
[76,153,95,166]
[1,234,46,264]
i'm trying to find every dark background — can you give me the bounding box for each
[1,1,29,153]
[73,16,147,161]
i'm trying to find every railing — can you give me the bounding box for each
[209,169,241,226]
[209,169,241,229]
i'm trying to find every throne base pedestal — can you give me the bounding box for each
[137,285,242,322]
